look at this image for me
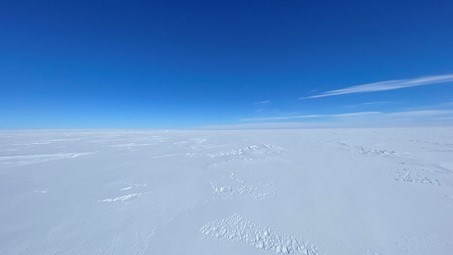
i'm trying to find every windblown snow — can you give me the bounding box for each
[0,128,452,254]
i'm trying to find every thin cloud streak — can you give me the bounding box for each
[387,109,453,117]
[254,100,271,104]
[203,109,453,129]
[242,111,381,122]
[353,101,391,106]
[303,74,453,99]
[242,110,453,123]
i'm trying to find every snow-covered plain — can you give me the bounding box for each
[1,128,452,255]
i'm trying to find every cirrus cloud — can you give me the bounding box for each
[303,74,453,99]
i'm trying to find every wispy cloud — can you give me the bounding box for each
[351,101,391,106]
[242,109,453,122]
[303,74,453,99]
[344,101,395,108]
[242,111,380,122]
[254,100,271,104]
[203,109,453,129]
[387,109,453,117]
[440,101,453,107]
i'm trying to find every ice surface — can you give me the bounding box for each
[0,128,452,254]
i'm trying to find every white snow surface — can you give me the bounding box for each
[0,128,452,254]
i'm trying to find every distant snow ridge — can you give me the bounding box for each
[210,182,275,200]
[394,168,441,185]
[207,143,284,159]
[356,146,398,156]
[210,171,276,200]
[185,143,284,161]
[338,142,398,157]
[200,214,318,255]
[0,152,93,165]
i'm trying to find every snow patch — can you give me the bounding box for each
[207,144,284,159]
[200,214,318,255]
[394,168,441,185]
[99,192,146,203]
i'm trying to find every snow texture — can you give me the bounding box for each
[0,128,452,254]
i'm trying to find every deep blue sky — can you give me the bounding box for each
[1,0,453,128]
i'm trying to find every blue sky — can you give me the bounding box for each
[1,0,453,129]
